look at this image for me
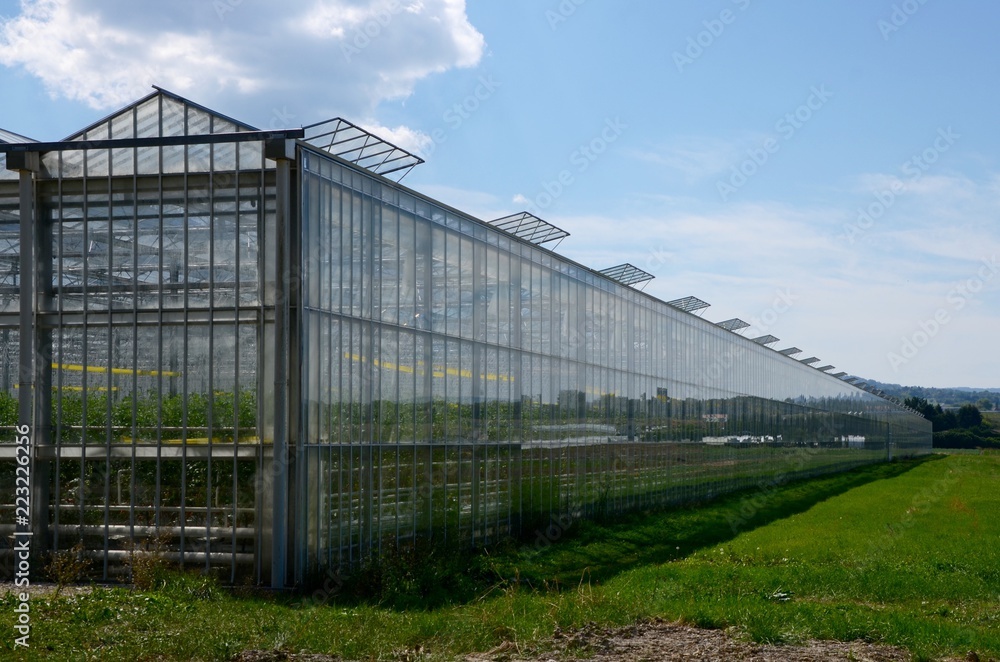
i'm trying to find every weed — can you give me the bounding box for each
[122,532,172,590]
[44,540,91,593]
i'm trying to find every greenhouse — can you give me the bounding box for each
[0,88,932,588]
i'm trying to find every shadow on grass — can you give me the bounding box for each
[293,455,941,610]
[507,454,943,589]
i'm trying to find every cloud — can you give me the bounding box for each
[845,172,1000,264]
[362,121,435,155]
[0,0,485,128]
[526,171,1000,387]
[629,134,772,184]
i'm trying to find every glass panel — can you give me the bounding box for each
[296,145,931,571]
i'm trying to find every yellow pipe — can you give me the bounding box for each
[52,363,181,378]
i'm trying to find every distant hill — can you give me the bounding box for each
[864,380,1000,409]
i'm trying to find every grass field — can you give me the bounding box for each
[3,452,998,660]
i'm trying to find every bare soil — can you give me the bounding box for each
[234,618,980,662]
[465,619,915,661]
[0,580,98,598]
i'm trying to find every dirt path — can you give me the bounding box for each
[237,618,954,661]
[465,619,916,661]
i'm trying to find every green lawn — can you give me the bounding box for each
[4,453,998,661]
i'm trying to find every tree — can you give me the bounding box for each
[935,410,958,432]
[904,396,936,420]
[957,404,983,429]
[976,398,995,412]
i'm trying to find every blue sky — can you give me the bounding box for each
[2,0,998,388]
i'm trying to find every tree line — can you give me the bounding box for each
[903,397,1000,449]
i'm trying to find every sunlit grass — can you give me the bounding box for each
[4,453,998,661]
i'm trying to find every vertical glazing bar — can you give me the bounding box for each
[179,126,190,571]
[103,146,114,584]
[53,159,65,554]
[287,148,302,585]
[79,148,95,575]
[510,253,522,537]
[129,119,139,569]
[33,174,52,559]
[154,94,165,540]
[371,215,382,557]
[346,199,355,568]
[206,125,216,574]
[268,141,293,588]
[393,329,401,546]
[230,158,242,584]
[332,178,343,567]
[421,254,432,541]
[179,148,193,569]
[14,160,37,546]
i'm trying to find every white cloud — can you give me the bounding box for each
[362,121,434,155]
[629,134,773,184]
[0,0,485,127]
[535,175,1000,387]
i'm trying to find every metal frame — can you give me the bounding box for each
[598,263,655,288]
[716,318,750,332]
[0,130,305,154]
[488,212,569,246]
[302,117,423,180]
[666,295,710,313]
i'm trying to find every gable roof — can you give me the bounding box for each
[0,128,37,144]
[62,86,259,142]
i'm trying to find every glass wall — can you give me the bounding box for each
[0,91,273,582]
[297,146,932,576]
